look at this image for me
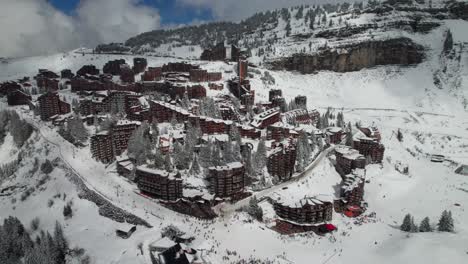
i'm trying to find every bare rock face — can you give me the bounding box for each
[268,38,424,73]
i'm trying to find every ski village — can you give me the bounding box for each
[1,1,468,264]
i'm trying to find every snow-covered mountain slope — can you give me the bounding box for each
[1,46,468,263]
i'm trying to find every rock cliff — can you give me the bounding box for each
[268,38,425,73]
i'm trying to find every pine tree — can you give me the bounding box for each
[400,213,412,232]
[437,210,454,232]
[410,217,419,233]
[172,141,187,170]
[153,148,164,169]
[127,123,151,165]
[229,125,242,145]
[164,154,173,172]
[419,217,433,232]
[253,138,267,174]
[199,144,212,168]
[285,21,291,37]
[397,129,403,142]
[189,154,201,176]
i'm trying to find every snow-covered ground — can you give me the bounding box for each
[1,16,468,262]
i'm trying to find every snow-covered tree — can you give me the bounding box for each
[127,123,152,165]
[437,210,454,232]
[397,129,404,142]
[400,213,413,232]
[153,148,165,169]
[199,144,212,168]
[67,114,88,143]
[189,154,201,176]
[419,217,433,232]
[253,138,267,174]
[229,125,242,145]
[246,196,263,221]
[172,141,188,170]
[164,154,173,172]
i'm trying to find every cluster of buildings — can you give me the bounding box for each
[0,53,388,228]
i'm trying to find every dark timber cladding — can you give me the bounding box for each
[207,162,245,198]
[267,143,297,181]
[90,132,114,163]
[37,92,71,120]
[273,197,333,224]
[136,166,183,201]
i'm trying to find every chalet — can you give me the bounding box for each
[326,127,343,144]
[272,196,333,225]
[38,92,71,121]
[77,65,99,76]
[103,59,126,75]
[267,143,297,181]
[132,58,147,73]
[334,146,366,176]
[154,242,197,264]
[251,108,280,129]
[90,132,114,163]
[7,90,31,106]
[136,166,183,201]
[207,162,245,198]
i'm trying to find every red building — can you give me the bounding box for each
[334,146,366,176]
[238,59,248,82]
[103,59,126,75]
[207,162,245,198]
[208,83,223,90]
[136,166,183,201]
[77,65,99,76]
[162,62,199,73]
[111,120,140,155]
[283,109,312,125]
[251,108,280,129]
[326,127,343,144]
[90,132,114,163]
[267,143,297,181]
[189,69,222,82]
[38,92,71,120]
[36,76,59,91]
[272,197,333,224]
[353,138,385,164]
[120,64,135,83]
[133,58,147,74]
[0,81,22,96]
[141,67,162,81]
[7,90,32,106]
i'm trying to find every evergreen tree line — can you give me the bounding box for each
[58,114,88,145]
[0,110,33,148]
[400,210,455,233]
[0,216,89,264]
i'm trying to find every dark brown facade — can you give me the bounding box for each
[267,144,297,181]
[7,90,32,106]
[38,92,71,120]
[273,198,333,224]
[90,132,114,163]
[136,166,183,201]
[207,162,245,198]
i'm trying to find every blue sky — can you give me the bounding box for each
[47,0,214,25]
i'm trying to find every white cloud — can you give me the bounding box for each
[0,0,160,58]
[176,0,349,21]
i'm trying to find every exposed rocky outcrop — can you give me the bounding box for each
[268,38,425,73]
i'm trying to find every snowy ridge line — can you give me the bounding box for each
[24,118,151,227]
[317,107,456,117]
